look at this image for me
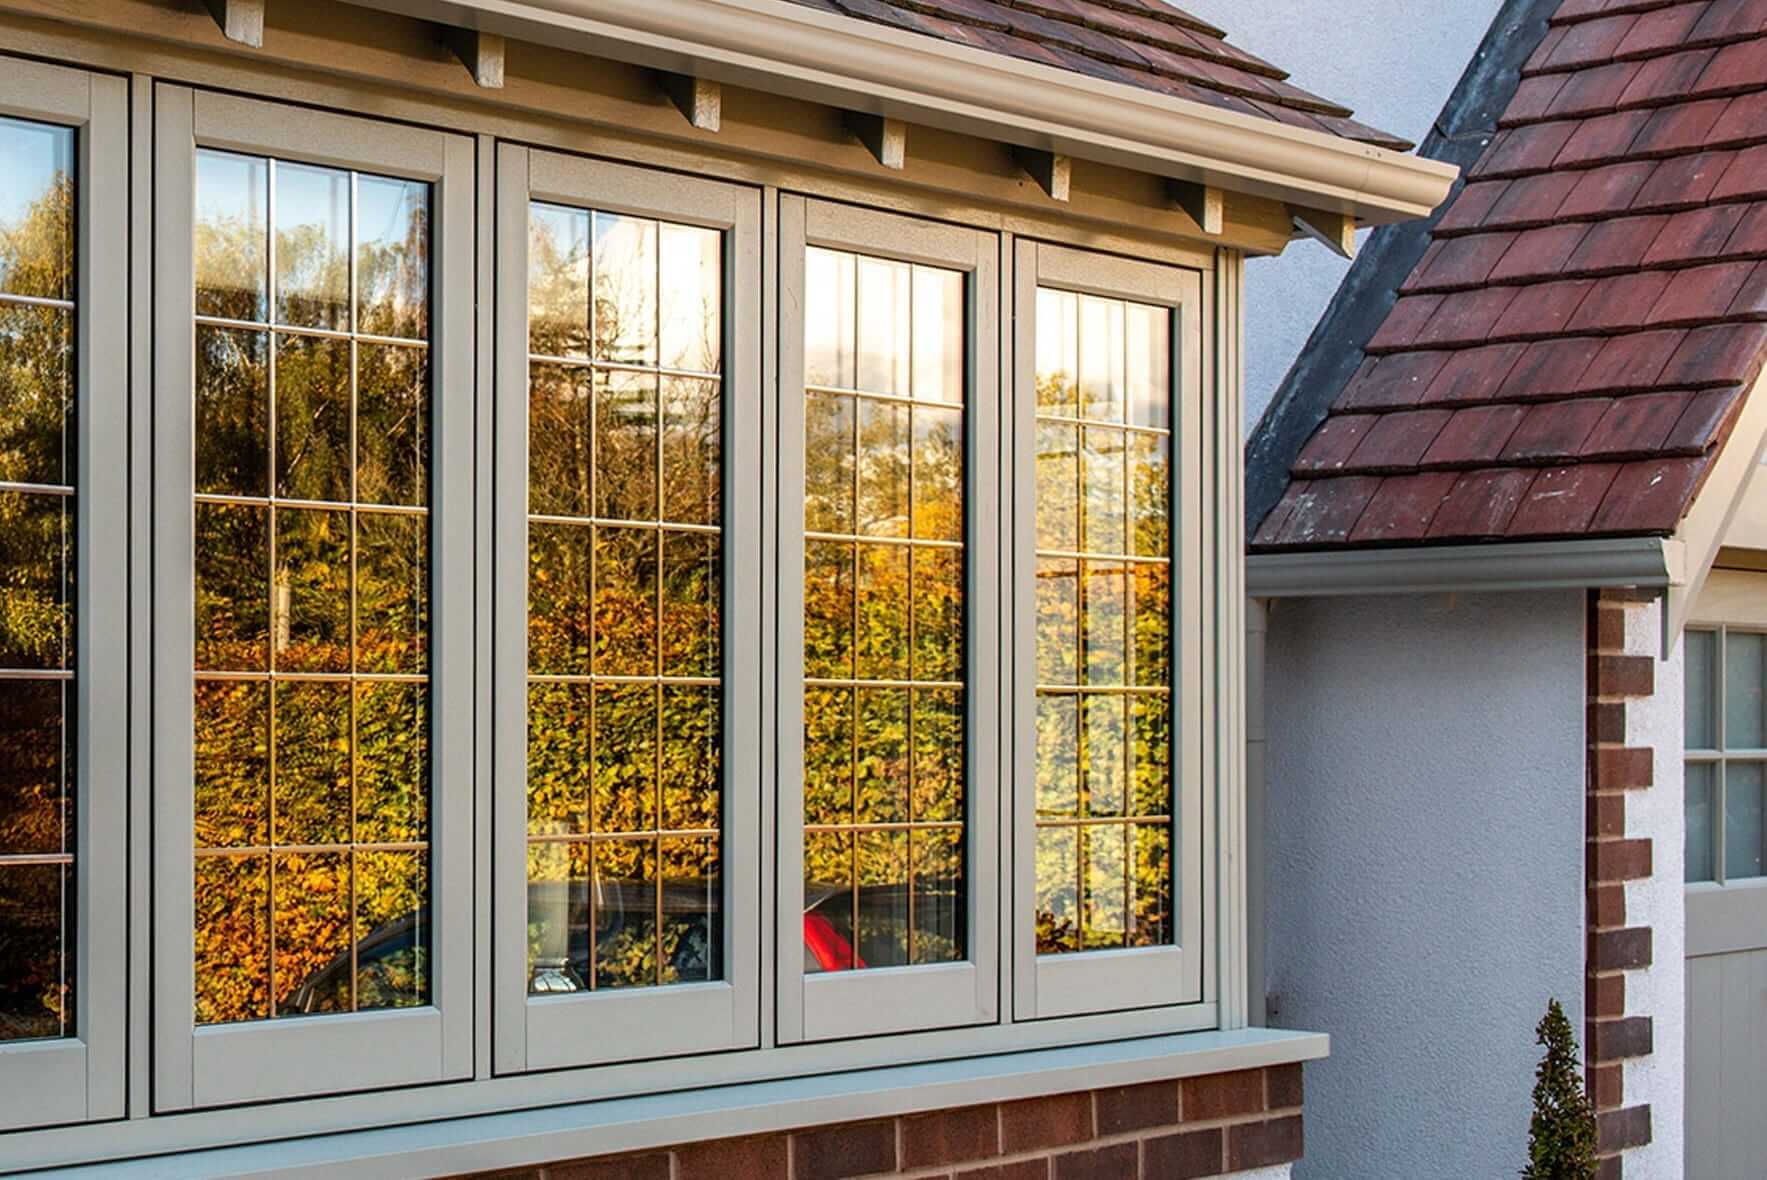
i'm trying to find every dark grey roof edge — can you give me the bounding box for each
[1243,0,1562,537]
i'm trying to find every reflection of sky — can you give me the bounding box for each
[0,116,72,232]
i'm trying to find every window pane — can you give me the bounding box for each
[524,201,725,995]
[803,249,967,972]
[1727,762,1764,880]
[0,118,75,1043]
[1685,629,1716,750]
[1034,287,1174,956]
[194,154,433,1024]
[1686,761,1715,883]
[1726,632,1765,749]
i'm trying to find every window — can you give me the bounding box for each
[491,146,761,1073]
[0,58,126,1133]
[152,88,473,1109]
[1011,242,1206,1021]
[778,198,1000,1043]
[1686,626,1766,883]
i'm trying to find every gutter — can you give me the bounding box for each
[337,0,1458,224]
[1246,536,1686,599]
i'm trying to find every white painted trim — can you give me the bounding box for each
[1246,537,1685,598]
[1686,879,1767,959]
[332,0,1457,225]
[62,1029,1329,1179]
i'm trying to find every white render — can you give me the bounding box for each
[1260,590,1587,1179]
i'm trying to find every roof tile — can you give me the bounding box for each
[1613,4,1707,59]
[1554,110,1650,166]
[1420,404,1530,466]
[1566,271,1673,332]
[1590,456,1710,532]
[1562,214,1670,273]
[1697,38,1767,93]
[1365,295,1446,353]
[1642,204,1748,263]
[1343,409,1455,471]
[1426,468,1535,538]
[1505,463,1624,536]
[1626,97,1730,156]
[1646,261,1758,325]
[1543,13,1638,70]
[1665,384,1747,449]
[1413,287,1522,348]
[1577,328,1686,391]
[1294,413,1380,473]
[1408,232,1520,291]
[1620,47,1717,106]
[1419,343,1532,406]
[1501,397,1614,460]
[1347,472,1461,543]
[1630,150,1737,209]
[1436,181,1510,234]
[1490,224,1592,283]
[1491,279,1598,339]
[1497,336,1610,399]
[1711,142,1767,200]
[1581,390,1696,457]
[1556,161,1657,218]
[1476,123,1580,177]
[1660,321,1767,386]
[1489,171,1587,227]
[1705,89,1767,147]
[1545,60,1642,118]
[1336,351,1454,411]
[1253,476,1384,548]
[1508,73,1572,123]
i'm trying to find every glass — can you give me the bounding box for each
[0,681,64,856]
[1726,632,1765,750]
[522,201,727,993]
[802,247,968,971]
[0,862,70,1039]
[1686,761,1715,883]
[0,491,68,670]
[193,157,434,1023]
[1034,286,1175,955]
[274,161,350,330]
[0,302,71,488]
[1686,629,1716,750]
[1727,762,1764,880]
[0,117,72,301]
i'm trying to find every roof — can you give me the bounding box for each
[779,0,1411,150]
[1251,0,1767,553]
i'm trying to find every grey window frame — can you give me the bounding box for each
[775,195,1003,1043]
[0,55,128,1133]
[491,143,763,1073]
[1009,240,1209,1021]
[1685,619,1767,885]
[150,86,475,1110]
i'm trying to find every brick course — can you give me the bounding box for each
[452,1065,1306,1180]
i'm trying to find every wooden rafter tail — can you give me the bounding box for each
[1170,180,1223,236]
[660,73,722,132]
[446,26,506,89]
[846,112,906,170]
[204,0,266,48]
[1290,207,1358,259]
[1015,147,1070,202]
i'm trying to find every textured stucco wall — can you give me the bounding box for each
[1176,0,1508,431]
[1262,591,1587,1179]
[1624,600,1686,1175]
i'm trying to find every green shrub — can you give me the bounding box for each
[1523,998,1598,1179]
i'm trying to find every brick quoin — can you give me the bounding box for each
[452,1066,1309,1180]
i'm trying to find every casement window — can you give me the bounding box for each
[1685,626,1766,883]
[777,198,1000,1041]
[151,89,474,1108]
[491,145,761,1072]
[1010,242,1206,1020]
[0,59,126,1132]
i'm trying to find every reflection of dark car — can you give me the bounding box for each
[527,877,720,994]
[284,908,428,1015]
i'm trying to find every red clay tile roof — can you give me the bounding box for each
[781,0,1412,150]
[1254,0,1767,552]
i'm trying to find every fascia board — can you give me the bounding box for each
[1246,536,1684,599]
[336,0,1458,225]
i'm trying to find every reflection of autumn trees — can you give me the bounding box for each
[191,152,432,1024]
[0,154,74,1041]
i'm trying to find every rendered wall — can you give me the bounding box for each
[1177,0,1507,431]
[1261,591,1586,1179]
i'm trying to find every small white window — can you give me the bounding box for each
[1685,625,1766,883]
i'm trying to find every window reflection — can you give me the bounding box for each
[191,149,432,1025]
[525,202,724,995]
[1033,287,1174,955]
[0,115,75,1043]
[802,247,966,974]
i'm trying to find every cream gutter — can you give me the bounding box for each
[338,0,1459,224]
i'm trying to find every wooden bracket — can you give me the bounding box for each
[1291,207,1358,259]
[1015,148,1071,202]
[660,73,721,132]
[203,0,265,48]
[1170,180,1223,236]
[846,113,906,170]
[446,27,506,89]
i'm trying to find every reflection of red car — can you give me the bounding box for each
[803,912,865,973]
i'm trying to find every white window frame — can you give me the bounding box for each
[491,143,763,1073]
[1009,240,1208,1021]
[775,195,1002,1043]
[150,87,475,1110]
[0,55,128,1133]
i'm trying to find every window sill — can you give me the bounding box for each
[91,1028,1327,1178]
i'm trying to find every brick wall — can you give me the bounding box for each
[458,1065,1304,1180]
[1585,589,1657,1179]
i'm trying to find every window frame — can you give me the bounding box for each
[0,55,128,1133]
[775,195,1002,1043]
[490,143,763,1074]
[150,86,476,1110]
[1685,616,1767,886]
[1009,240,1208,1021]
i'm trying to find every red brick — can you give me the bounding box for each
[1595,746,1653,790]
[901,1105,999,1169]
[1294,414,1378,473]
[1597,1105,1652,1153]
[1094,1081,1179,1136]
[1589,792,1626,839]
[1589,837,1653,882]
[1346,472,1459,544]
[1344,410,1454,471]
[1580,392,1689,458]
[1593,456,1709,532]
[549,1154,672,1180]
[1490,223,1590,284]
[1593,599,1629,649]
[1566,272,1671,333]
[1427,468,1534,539]
[1226,1115,1305,1171]
[955,1162,1049,1180]
[1181,1069,1265,1122]
[1505,463,1622,536]
[1647,262,1757,327]
[1501,398,1612,462]
[999,1094,1091,1153]
[1588,882,1628,931]
[677,1135,791,1180]
[1418,343,1528,405]
[1142,1128,1224,1180]
[1664,385,1744,450]
[1421,404,1528,466]
[1266,1065,1304,1111]
[1589,700,1627,743]
[1588,1061,1624,1110]
[1593,651,1654,695]
[1050,1142,1137,1180]
[792,1120,898,1180]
